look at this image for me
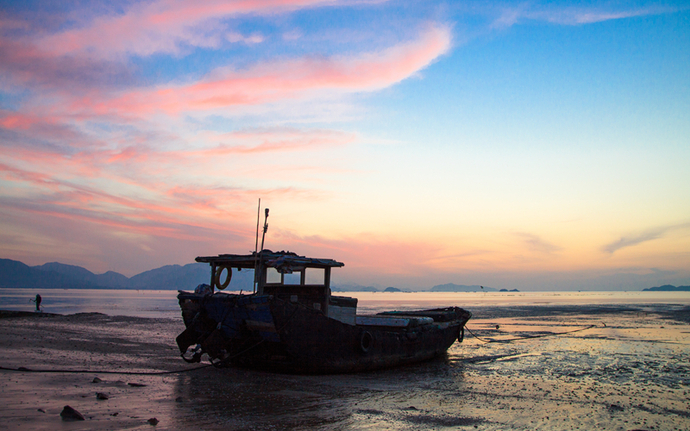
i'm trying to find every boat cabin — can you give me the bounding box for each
[196,250,357,324]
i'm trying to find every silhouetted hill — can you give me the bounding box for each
[0,259,100,288]
[0,258,262,291]
[34,262,127,288]
[127,262,255,291]
[129,263,208,290]
[35,262,95,279]
[97,271,131,288]
[643,285,690,292]
[430,283,497,292]
[0,259,45,287]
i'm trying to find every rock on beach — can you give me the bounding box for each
[60,405,85,421]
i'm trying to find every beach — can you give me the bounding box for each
[0,304,688,430]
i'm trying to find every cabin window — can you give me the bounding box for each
[305,268,325,285]
[266,268,282,284]
[283,272,301,285]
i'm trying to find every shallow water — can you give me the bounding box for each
[2,288,689,318]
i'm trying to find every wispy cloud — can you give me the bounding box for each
[602,222,690,254]
[513,232,562,254]
[191,128,357,155]
[0,121,349,220]
[74,24,451,118]
[0,160,325,241]
[270,231,445,278]
[37,0,349,59]
[491,4,674,29]
[0,36,137,93]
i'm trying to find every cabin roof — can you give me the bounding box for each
[196,250,344,270]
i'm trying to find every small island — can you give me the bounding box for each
[643,285,690,292]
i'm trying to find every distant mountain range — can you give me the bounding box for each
[643,285,690,292]
[0,258,250,290]
[6,258,677,292]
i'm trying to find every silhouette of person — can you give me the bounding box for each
[31,294,42,312]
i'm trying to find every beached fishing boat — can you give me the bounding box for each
[175,249,471,374]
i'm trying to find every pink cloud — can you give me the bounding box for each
[85,24,451,116]
[0,111,82,144]
[192,127,357,155]
[166,185,326,215]
[0,153,329,240]
[0,162,60,189]
[1,119,357,190]
[67,127,354,168]
[1,165,227,241]
[0,112,38,130]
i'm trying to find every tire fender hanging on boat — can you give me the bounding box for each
[458,326,465,343]
[215,266,232,290]
[360,331,373,353]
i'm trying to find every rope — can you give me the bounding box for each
[464,322,602,344]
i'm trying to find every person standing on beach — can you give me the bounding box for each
[31,294,42,312]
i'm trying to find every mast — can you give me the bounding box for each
[254,207,269,294]
[260,208,269,252]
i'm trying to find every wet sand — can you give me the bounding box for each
[0,305,688,430]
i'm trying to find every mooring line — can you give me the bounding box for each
[464,322,602,344]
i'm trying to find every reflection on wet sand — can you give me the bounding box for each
[172,357,478,430]
[0,303,688,430]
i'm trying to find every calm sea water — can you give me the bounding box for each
[1,288,689,319]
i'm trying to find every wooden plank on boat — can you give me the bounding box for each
[355,315,434,327]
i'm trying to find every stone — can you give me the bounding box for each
[60,405,85,421]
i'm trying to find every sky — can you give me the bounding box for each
[1,0,689,291]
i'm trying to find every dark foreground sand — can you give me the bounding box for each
[0,305,688,430]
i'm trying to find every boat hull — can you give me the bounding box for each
[176,291,471,374]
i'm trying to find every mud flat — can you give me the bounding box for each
[0,305,688,430]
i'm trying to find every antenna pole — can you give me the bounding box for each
[260,208,269,252]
